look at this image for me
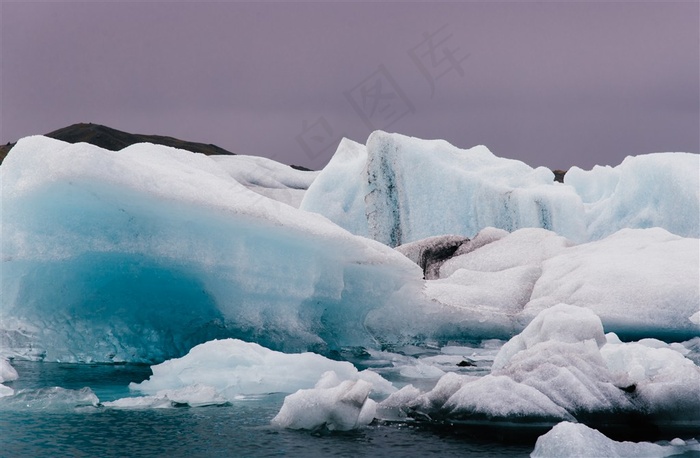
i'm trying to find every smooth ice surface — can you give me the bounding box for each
[0,136,421,362]
[525,228,700,339]
[0,358,18,383]
[210,155,318,208]
[130,339,395,401]
[531,422,700,458]
[271,371,378,431]
[300,138,370,237]
[302,131,698,245]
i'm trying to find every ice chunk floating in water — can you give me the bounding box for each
[377,305,700,427]
[302,131,699,245]
[129,338,394,400]
[0,387,99,411]
[0,136,421,363]
[271,372,378,431]
[531,422,700,458]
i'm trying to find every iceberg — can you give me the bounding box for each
[601,335,700,423]
[385,227,699,342]
[379,305,700,427]
[1,134,697,364]
[271,372,378,431]
[0,136,424,363]
[301,131,699,245]
[129,338,394,400]
[531,422,700,458]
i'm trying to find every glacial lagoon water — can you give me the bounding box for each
[0,361,539,457]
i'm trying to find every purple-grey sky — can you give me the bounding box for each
[1,1,698,170]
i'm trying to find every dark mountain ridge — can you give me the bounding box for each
[0,123,236,163]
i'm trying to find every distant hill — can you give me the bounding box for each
[0,123,236,163]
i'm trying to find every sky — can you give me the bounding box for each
[1,1,698,170]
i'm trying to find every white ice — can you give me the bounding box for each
[524,228,700,339]
[271,371,379,431]
[380,305,700,425]
[302,131,698,245]
[300,138,371,237]
[388,227,699,342]
[0,357,18,398]
[129,338,394,402]
[210,154,318,208]
[531,422,700,458]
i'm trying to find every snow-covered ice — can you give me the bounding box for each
[271,371,378,431]
[600,335,700,422]
[377,305,700,426]
[438,227,571,277]
[524,228,700,339]
[210,154,318,208]
[129,338,394,401]
[389,227,699,342]
[531,422,700,458]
